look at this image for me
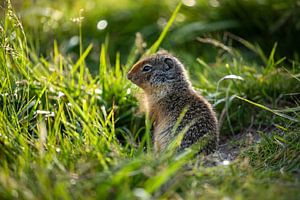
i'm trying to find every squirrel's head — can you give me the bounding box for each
[127,52,190,93]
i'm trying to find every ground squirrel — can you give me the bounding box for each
[127,51,218,153]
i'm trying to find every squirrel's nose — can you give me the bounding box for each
[127,72,133,81]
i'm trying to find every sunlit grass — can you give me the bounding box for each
[0,1,300,199]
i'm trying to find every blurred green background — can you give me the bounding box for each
[6,0,300,68]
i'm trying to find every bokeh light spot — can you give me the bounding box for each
[182,0,196,7]
[97,20,108,30]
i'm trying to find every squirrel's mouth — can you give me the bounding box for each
[127,73,136,83]
[127,73,139,85]
[127,74,148,90]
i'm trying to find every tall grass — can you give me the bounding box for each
[1,1,300,199]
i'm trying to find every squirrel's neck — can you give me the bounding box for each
[145,82,193,122]
[146,80,191,101]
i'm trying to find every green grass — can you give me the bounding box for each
[1,1,300,199]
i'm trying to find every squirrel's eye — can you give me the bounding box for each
[142,65,152,72]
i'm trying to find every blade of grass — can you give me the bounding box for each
[71,44,93,74]
[99,43,107,93]
[146,2,182,54]
[144,149,193,194]
[236,96,299,122]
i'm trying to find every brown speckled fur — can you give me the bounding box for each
[127,51,218,153]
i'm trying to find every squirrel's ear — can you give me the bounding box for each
[163,58,173,71]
